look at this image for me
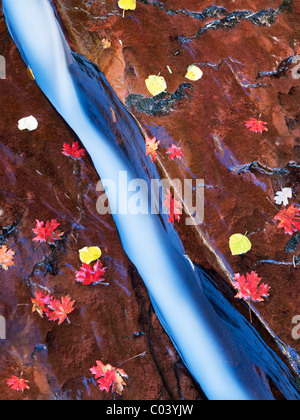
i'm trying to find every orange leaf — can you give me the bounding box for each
[90,360,128,395]
[0,245,15,270]
[274,204,300,235]
[145,136,159,162]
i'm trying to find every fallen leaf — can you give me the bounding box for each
[145,137,160,163]
[62,142,86,159]
[18,115,38,132]
[163,190,182,224]
[101,38,111,49]
[32,219,64,244]
[7,376,29,392]
[79,246,102,265]
[90,360,128,395]
[76,261,107,286]
[232,271,270,302]
[185,65,203,81]
[31,291,50,318]
[0,245,15,270]
[27,65,35,81]
[145,75,167,97]
[47,296,75,325]
[274,187,293,206]
[229,234,252,255]
[245,117,268,133]
[166,144,184,160]
[110,107,117,123]
[118,0,136,16]
[274,204,300,235]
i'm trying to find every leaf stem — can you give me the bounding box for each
[247,300,253,324]
[118,351,146,367]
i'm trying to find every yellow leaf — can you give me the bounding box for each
[118,0,136,11]
[79,246,102,264]
[229,234,252,256]
[101,38,111,50]
[185,65,203,81]
[145,75,167,97]
[27,65,35,81]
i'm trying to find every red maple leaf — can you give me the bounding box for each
[32,219,64,244]
[75,261,107,286]
[163,190,182,224]
[274,204,300,235]
[47,296,75,325]
[245,117,268,133]
[166,144,184,160]
[90,360,128,395]
[232,272,270,303]
[145,137,159,163]
[62,142,86,159]
[7,376,29,392]
[31,291,51,317]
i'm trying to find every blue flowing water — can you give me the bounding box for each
[2,0,300,400]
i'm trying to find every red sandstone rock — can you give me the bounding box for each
[0,8,201,400]
[52,0,300,356]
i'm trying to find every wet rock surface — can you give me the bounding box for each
[52,0,300,352]
[0,5,203,400]
[1,0,300,399]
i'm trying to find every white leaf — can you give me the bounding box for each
[274,187,292,206]
[18,116,38,132]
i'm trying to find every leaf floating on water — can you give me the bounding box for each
[18,115,38,132]
[274,187,293,206]
[90,360,128,395]
[0,245,15,270]
[245,117,268,133]
[229,234,252,255]
[185,65,203,81]
[79,246,102,265]
[145,75,167,97]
